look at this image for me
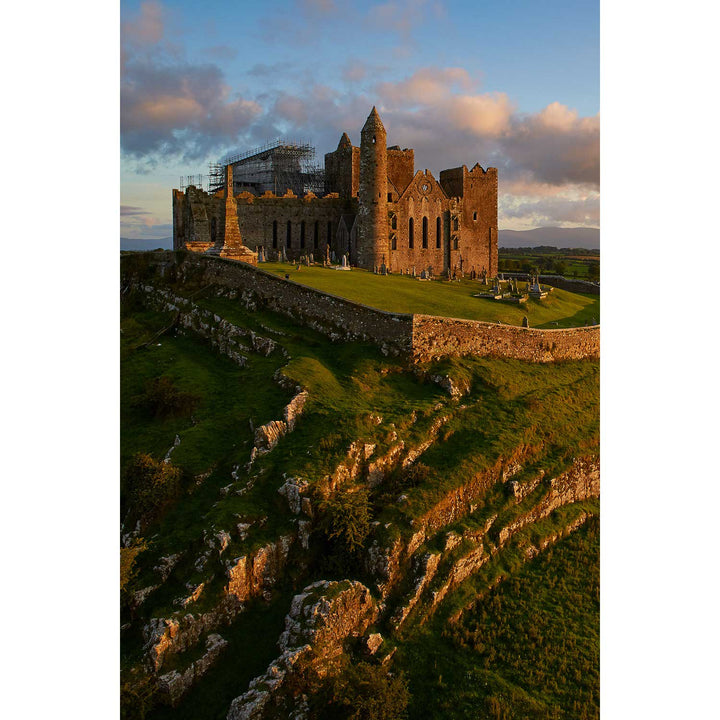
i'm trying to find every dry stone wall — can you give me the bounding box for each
[411,314,600,363]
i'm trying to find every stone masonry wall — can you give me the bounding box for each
[129,251,415,356]
[121,252,599,363]
[411,314,599,363]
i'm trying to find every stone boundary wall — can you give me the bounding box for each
[120,252,599,363]
[123,251,414,356]
[411,314,599,363]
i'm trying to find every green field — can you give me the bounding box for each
[259,262,599,328]
[498,250,600,280]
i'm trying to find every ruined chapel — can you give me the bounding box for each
[173,107,498,277]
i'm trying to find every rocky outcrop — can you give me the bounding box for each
[253,421,287,454]
[401,414,449,468]
[227,580,377,720]
[284,391,308,431]
[429,543,487,612]
[132,284,284,367]
[365,457,598,627]
[447,512,594,626]
[365,535,404,596]
[497,458,599,545]
[157,634,229,706]
[390,552,441,630]
[429,374,469,399]
[366,441,405,486]
[143,600,241,673]
[250,390,309,465]
[226,534,295,602]
[398,460,599,626]
[397,445,542,557]
[277,477,310,515]
[144,535,295,672]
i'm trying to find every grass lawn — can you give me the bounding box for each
[397,516,599,719]
[259,262,599,328]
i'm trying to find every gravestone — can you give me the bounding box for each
[522,316,529,328]
[341,254,347,268]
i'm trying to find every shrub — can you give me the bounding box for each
[314,662,410,720]
[319,487,371,556]
[123,453,182,527]
[120,538,147,596]
[136,376,199,420]
[402,462,431,488]
[120,671,156,720]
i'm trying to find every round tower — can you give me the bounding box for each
[357,107,388,270]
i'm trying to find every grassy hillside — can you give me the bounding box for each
[120,266,599,720]
[259,262,599,328]
[397,516,600,720]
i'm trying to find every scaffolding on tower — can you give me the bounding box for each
[208,139,325,197]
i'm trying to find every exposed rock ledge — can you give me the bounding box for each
[157,633,229,706]
[227,580,377,720]
[249,390,309,465]
[144,534,295,672]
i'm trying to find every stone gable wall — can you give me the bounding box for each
[390,171,450,275]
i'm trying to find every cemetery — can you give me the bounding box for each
[257,255,598,329]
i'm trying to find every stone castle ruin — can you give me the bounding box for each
[173,107,498,277]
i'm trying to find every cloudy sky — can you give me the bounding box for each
[120,0,599,239]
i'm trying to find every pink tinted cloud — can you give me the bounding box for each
[122,0,164,47]
[376,67,474,107]
[121,2,262,160]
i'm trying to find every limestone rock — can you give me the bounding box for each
[154,553,182,582]
[228,580,377,720]
[364,632,383,655]
[278,477,309,515]
[284,390,309,431]
[254,420,288,454]
[157,633,229,707]
[226,535,295,602]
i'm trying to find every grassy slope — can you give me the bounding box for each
[259,262,599,328]
[397,516,600,720]
[121,283,599,718]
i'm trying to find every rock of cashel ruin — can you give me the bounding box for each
[173,107,498,277]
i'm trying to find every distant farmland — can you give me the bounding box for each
[499,247,599,279]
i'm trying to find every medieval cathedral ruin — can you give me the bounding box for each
[173,108,498,277]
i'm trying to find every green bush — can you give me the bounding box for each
[120,538,147,600]
[123,453,182,528]
[319,487,371,555]
[314,662,410,720]
[136,376,199,420]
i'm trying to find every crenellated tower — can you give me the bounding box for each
[356,107,388,270]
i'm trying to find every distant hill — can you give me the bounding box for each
[120,228,599,253]
[121,237,173,252]
[499,227,599,250]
